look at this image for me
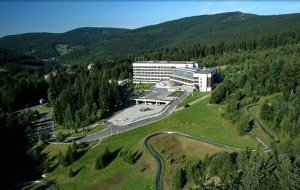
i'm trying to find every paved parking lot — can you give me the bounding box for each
[142,88,173,100]
[108,104,166,126]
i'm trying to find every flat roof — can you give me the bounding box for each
[198,68,216,74]
[133,61,197,64]
[174,67,215,75]
[136,88,173,101]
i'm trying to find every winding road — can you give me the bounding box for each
[144,131,244,190]
[247,104,275,140]
[145,104,277,190]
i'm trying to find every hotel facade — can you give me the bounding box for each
[132,61,216,92]
[132,61,198,83]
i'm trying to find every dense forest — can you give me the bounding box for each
[2,12,300,65]
[178,41,300,189]
[208,42,300,137]
[48,62,132,130]
[0,28,129,59]
[0,110,45,188]
[136,31,300,64]
[172,139,300,189]
[59,12,300,64]
[153,40,300,189]
[0,48,50,111]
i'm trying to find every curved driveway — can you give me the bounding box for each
[75,91,190,143]
[144,131,244,190]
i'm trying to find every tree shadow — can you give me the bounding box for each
[230,152,238,164]
[133,151,143,164]
[105,147,122,167]
[75,148,88,162]
[73,166,84,177]
[45,162,58,173]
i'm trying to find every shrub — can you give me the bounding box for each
[119,150,136,165]
[56,132,66,142]
[58,146,75,167]
[172,168,187,190]
[95,147,111,170]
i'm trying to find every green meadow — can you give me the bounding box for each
[44,98,257,189]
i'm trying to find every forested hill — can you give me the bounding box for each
[0,27,129,59]
[60,12,300,64]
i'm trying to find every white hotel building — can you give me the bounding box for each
[132,61,216,92]
[133,61,198,83]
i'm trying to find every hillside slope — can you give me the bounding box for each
[60,12,300,64]
[0,27,130,59]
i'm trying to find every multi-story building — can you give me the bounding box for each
[170,67,217,92]
[132,61,216,92]
[133,61,198,83]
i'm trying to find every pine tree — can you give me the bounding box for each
[95,155,104,170]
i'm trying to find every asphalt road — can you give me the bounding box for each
[75,91,190,143]
[144,131,244,190]
[247,104,275,140]
[36,109,55,139]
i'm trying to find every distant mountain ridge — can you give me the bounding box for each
[1,12,300,63]
[59,11,300,64]
[0,27,130,59]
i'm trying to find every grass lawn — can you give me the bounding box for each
[177,91,210,107]
[55,44,71,56]
[167,90,182,97]
[134,83,156,90]
[44,98,257,189]
[54,125,71,135]
[35,103,52,111]
[70,124,107,138]
[150,134,234,190]
[251,125,273,145]
[42,143,69,160]
[54,124,107,139]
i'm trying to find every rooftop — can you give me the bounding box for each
[171,67,216,79]
[173,70,195,80]
[198,68,216,74]
[176,67,200,72]
[136,88,173,101]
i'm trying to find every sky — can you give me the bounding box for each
[0,1,300,37]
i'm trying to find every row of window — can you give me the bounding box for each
[133,79,162,81]
[133,66,177,68]
[133,73,173,75]
[134,75,169,77]
[133,70,174,72]
[133,69,175,72]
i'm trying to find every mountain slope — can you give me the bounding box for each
[60,12,300,63]
[0,27,130,59]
